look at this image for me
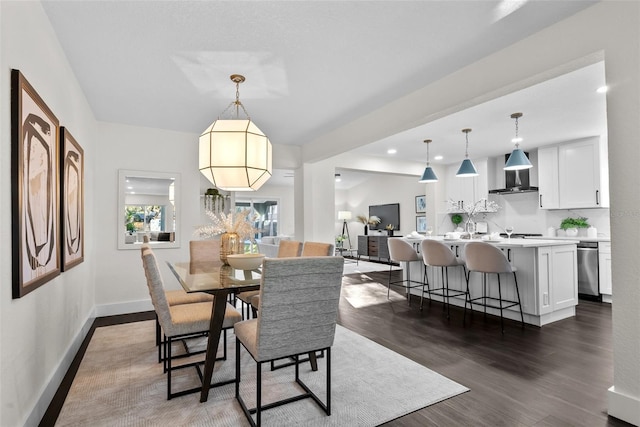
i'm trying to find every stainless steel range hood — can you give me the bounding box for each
[489,153,539,195]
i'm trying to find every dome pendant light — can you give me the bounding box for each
[504,112,532,171]
[419,139,438,183]
[199,74,272,191]
[456,128,478,177]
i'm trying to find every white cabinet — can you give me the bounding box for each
[445,158,489,211]
[537,137,609,209]
[598,242,612,297]
[537,146,559,209]
[558,137,609,208]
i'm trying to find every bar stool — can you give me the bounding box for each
[387,238,423,305]
[420,239,468,318]
[463,241,524,333]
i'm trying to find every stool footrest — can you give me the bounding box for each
[467,296,520,311]
[424,287,467,298]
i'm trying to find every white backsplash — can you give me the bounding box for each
[437,191,610,237]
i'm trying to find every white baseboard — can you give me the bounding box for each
[95,299,153,317]
[608,386,640,426]
[25,314,94,427]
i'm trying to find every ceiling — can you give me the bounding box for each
[41,1,601,189]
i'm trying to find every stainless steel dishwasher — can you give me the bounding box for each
[577,241,599,297]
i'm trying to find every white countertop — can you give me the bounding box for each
[523,236,611,243]
[404,236,579,248]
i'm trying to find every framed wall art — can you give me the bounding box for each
[416,216,427,233]
[11,69,61,298]
[60,127,84,271]
[415,195,426,213]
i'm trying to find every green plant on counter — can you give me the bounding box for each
[451,214,463,226]
[560,217,590,230]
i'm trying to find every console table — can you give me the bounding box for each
[357,235,390,262]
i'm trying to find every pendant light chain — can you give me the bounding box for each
[425,139,431,166]
[218,75,251,120]
[463,128,471,158]
[511,112,523,147]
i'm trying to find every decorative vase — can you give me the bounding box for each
[465,219,476,236]
[387,230,394,237]
[364,225,368,235]
[220,232,242,265]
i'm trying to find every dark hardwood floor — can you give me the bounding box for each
[340,270,631,427]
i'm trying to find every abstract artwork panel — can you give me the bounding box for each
[11,69,60,298]
[61,127,84,271]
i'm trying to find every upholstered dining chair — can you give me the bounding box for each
[463,241,524,333]
[386,238,423,305]
[249,240,333,315]
[141,247,242,399]
[238,240,303,319]
[420,239,468,319]
[142,243,214,356]
[234,256,344,427]
[301,241,335,256]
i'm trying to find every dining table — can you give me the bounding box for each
[166,260,261,402]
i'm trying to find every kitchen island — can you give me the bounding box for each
[403,237,578,326]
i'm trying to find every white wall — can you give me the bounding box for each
[335,173,430,242]
[0,2,97,425]
[92,121,201,313]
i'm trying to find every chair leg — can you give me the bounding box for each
[327,347,332,415]
[235,337,241,398]
[444,267,451,319]
[167,336,172,400]
[463,270,470,325]
[387,263,393,299]
[256,361,262,427]
[513,272,525,328]
[497,273,505,334]
[406,262,411,306]
[420,263,427,310]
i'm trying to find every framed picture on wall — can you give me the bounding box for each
[416,216,427,233]
[60,127,84,271]
[415,195,426,213]
[11,69,61,298]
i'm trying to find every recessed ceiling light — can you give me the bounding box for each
[434,155,443,161]
[387,148,397,154]
[596,86,608,93]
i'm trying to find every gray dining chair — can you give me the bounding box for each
[141,247,242,399]
[234,256,344,427]
[463,241,524,333]
[420,239,468,318]
[142,243,214,357]
[238,240,304,319]
[386,237,423,305]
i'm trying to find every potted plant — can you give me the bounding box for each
[451,214,463,230]
[560,216,589,237]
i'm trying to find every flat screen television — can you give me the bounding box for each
[368,203,400,230]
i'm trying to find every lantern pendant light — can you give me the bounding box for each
[456,128,478,177]
[504,112,532,171]
[419,139,439,183]
[199,74,272,191]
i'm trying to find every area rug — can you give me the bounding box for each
[55,321,467,426]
